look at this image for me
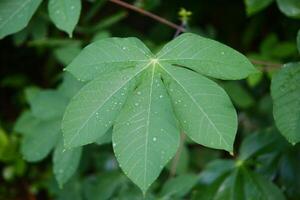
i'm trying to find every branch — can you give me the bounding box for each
[109,0,186,32]
[249,58,282,71]
[109,0,282,72]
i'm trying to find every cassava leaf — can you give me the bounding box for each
[66,37,153,81]
[53,139,82,187]
[0,0,42,39]
[112,67,180,193]
[271,62,300,144]
[62,33,256,193]
[48,0,81,37]
[156,33,258,80]
[62,67,145,148]
[160,63,237,152]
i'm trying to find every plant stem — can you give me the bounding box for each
[169,133,186,177]
[249,58,282,70]
[109,0,186,32]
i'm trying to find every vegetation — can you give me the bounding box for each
[0,0,300,199]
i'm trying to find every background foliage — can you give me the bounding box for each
[0,0,300,199]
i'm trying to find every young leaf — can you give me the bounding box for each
[276,0,300,19]
[271,62,300,144]
[0,0,42,39]
[156,33,258,80]
[160,64,237,152]
[244,0,274,15]
[66,37,153,81]
[53,140,82,187]
[113,67,180,193]
[62,67,144,148]
[48,0,81,37]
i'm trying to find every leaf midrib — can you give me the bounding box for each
[143,65,155,190]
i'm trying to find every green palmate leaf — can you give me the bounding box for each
[62,33,256,193]
[244,0,274,15]
[276,0,300,19]
[53,140,82,187]
[48,0,81,37]
[271,62,300,144]
[66,37,153,81]
[161,64,237,152]
[63,67,144,147]
[21,118,60,162]
[113,67,180,193]
[156,33,258,80]
[0,0,42,39]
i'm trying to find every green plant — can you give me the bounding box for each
[1,0,300,199]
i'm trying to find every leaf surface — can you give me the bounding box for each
[63,66,146,147]
[48,0,81,37]
[276,0,300,19]
[160,63,237,151]
[113,66,180,193]
[0,0,42,39]
[53,140,82,187]
[157,33,258,80]
[66,37,152,81]
[271,62,300,144]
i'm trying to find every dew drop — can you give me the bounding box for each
[153,137,157,142]
[159,95,163,98]
[134,103,139,106]
[70,5,75,10]
[121,93,125,96]
[113,143,116,147]
[137,91,141,95]
[56,10,60,14]
[221,51,225,55]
